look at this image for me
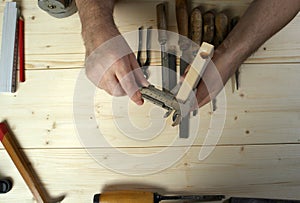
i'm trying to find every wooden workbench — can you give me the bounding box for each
[0,0,300,202]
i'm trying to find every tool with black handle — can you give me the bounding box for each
[156,3,170,91]
[93,190,225,203]
[176,0,190,138]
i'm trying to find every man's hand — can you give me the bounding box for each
[76,0,149,105]
[194,0,300,108]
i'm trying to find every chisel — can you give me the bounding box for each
[214,12,229,48]
[156,3,169,91]
[203,11,217,111]
[176,0,190,76]
[190,7,202,116]
[93,190,225,203]
[203,11,215,44]
[190,7,202,54]
[176,0,190,138]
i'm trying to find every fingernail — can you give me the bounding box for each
[136,99,143,105]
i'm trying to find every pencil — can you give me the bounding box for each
[18,17,25,82]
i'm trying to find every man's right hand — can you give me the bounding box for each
[76,0,149,105]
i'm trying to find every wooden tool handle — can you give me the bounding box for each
[156,3,168,45]
[190,7,202,45]
[94,191,154,203]
[0,122,49,203]
[203,11,215,44]
[214,12,229,47]
[176,0,189,50]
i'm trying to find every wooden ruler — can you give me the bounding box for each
[0,2,19,93]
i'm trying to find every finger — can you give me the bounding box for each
[98,71,126,96]
[115,56,144,105]
[129,54,149,87]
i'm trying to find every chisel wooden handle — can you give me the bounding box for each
[156,3,168,45]
[176,0,189,50]
[0,122,49,203]
[214,12,229,47]
[190,7,202,46]
[203,11,215,44]
[94,191,154,203]
[93,190,225,203]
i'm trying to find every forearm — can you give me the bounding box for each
[218,0,300,70]
[75,0,118,54]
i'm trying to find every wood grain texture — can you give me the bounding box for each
[1,145,300,202]
[0,64,300,150]
[0,0,298,70]
[0,0,299,202]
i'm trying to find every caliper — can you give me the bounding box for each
[140,42,214,127]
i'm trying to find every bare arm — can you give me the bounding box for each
[75,0,148,105]
[197,0,300,107]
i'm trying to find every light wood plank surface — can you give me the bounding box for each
[1,145,300,202]
[0,0,299,70]
[1,64,300,149]
[0,0,299,202]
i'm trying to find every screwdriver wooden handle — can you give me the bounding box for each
[0,122,49,203]
[176,0,189,50]
[203,11,215,44]
[190,7,202,46]
[156,3,168,45]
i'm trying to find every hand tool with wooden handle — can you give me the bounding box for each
[190,7,202,116]
[0,121,64,203]
[190,7,202,54]
[156,3,170,91]
[176,0,191,138]
[214,12,229,48]
[93,190,225,203]
[203,11,217,111]
[203,11,215,44]
[176,0,190,76]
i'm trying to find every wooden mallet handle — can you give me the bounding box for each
[0,122,49,203]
